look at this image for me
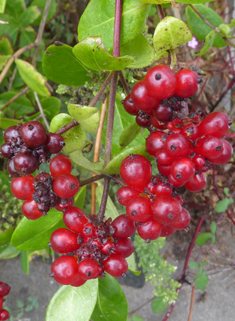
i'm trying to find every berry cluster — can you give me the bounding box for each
[122,65,200,129]
[0,121,65,177]
[0,282,10,320]
[146,111,233,191]
[10,155,79,219]
[49,209,135,286]
[116,154,190,242]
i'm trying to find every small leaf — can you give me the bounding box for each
[194,30,215,56]
[42,44,90,86]
[73,37,134,71]
[0,244,20,259]
[195,269,209,290]
[132,316,144,321]
[0,55,10,71]
[229,19,235,28]
[70,150,104,174]
[46,281,98,321]
[19,6,40,28]
[215,198,234,213]
[15,59,50,97]
[153,16,192,57]
[92,273,128,321]
[218,23,231,36]
[195,232,212,246]
[188,261,200,269]
[224,187,230,196]
[151,296,168,314]
[0,36,13,55]
[211,234,216,244]
[0,228,14,246]
[20,251,30,275]
[210,222,217,234]
[119,122,141,149]
[16,300,24,308]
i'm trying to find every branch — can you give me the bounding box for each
[187,285,195,321]
[119,71,130,95]
[88,72,114,107]
[34,92,50,131]
[80,174,105,187]
[156,4,165,21]
[0,87,30,111]
[55,119,78,135]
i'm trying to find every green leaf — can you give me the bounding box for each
[73,37,134,71]
[210,222,217,234]
[0,116,20,129]
[92,273,128,321]
[70,149,104,174]
[119,122,141,149]
[224,187,230,196]
[20,251,30,275]
[178,0,215,3]
[5,0,24,19]
[194,30,215,56]
[50,113,87,154]
[0,243,20,259]
[218,23,231,36]
[46,281,98,321]
[41,97,61,120]
[186,4,226,48]
[0,55,10,71]
[229,19,235,28]
[0,14,19,45]
[195,232,212,246]
[131,316,144,321]
[120,33,155,68]
[20,6,41,28]
[104,145,151,174]
[215,198,234,213]
[153,16,192,57]
[15,59,50,97]
[195,269,209,290]
[74,186,87,209]
[16,300,24,308]
[0,0,6,13]
[19,27,35,48]
[30,0,57,25]
[78,0,151,51]
[188,261,200,269]
[0,91,34,118]
[211,234,216,244]
[68,103,100,134]
[96,182,120,221]
[42,44,90,86]
[0,228,14,246]
[151,296,168,314]
[11,209,67,251]
[0,36,13,55]
[126,252,140,276]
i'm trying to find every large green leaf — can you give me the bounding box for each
[0,36,13,55]
[119,122,141,149]
[42,44,90,86]
[5,0,24,19]
[15,59,50,97]
[70,150,104,175]
[0,14,19,45]
[120,34,155,68]
[11,209,66,251]
[92,273,128,321]
[20,251,31,275]
[73,37,134,71]
[20,6,41,28]
[0,116,21,129]
[30,0,57,25]
[186,4,226,48]
[0,228,14,246]
[78,0,151,51]
[41,97,61,120]
[0,0,6,13]
[153,16,192,57]
[46,281,98,321]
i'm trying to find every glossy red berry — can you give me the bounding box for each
[165,133,191,158]
[50,255,79,285]
[11,175,34,200]
[116,186,140,206]
[151,196,182,225]
[0,296,4,310]
[126,197,152,222]
[157,164,172,177]
[22,200,43,220]
[101,239,115,255]
[50,228,80,253]
[136,114,151,128]
[185,173,207,192]
[153,104,173,123]
[131,80,160,111]
[157,151,175,166]
[0,309,9,321]
[160,225,176,237]
[175,69,198,98]
[14,152,39,175]
[198,112,231,138]
[103,254,128,277]
[4,125,20,143]
[71,275,86,287]
[1,143,14,159]
[123,95,139,116]
[169,207,190,230]
[192,155,207,171]
[150,180,172,197]
[0,283,10,297]
[63,207,88,233]
[53,174,80,198]
[195,136,224,159]
[50,155,72,177]
[114,238,134,258]
[146,131,166,157]
[82,223,95,237]
[78,259,103,280]
[145,65,176,99]
[150,115,167,130]
[208,139,233,164]
[55,197,74,212]
[120,154,152,190]
[7,159,20,178]
[170,157,195,185]
[111,214,136,238]
[181,122,200,141]
[20,121,47,148]
[137,218,162,241]
[168,173,185,188]
[45,133,65,154]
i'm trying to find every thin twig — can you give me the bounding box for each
[107,175,126,186]
[128,296,155,317]
[187,285,195,321]
[156,4,165,20]
[0,87,30,111]
[34,92,50,130]
[89,72,114,107]
[8,67,17,91]
[97,177,111,222]
[119,71,130,95]
[80,174,105,187]
[55,119,78,135]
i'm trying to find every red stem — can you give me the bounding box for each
[113,0,122,57]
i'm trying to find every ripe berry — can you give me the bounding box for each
[82,223,95,237]
[151,196,182,225]
[50,155,72,177]
[150,115,167,130]
[149,179,172,197]
[50,255,79,285]
[169,207,190,230]
[53,174,80,198]
[120,154,152,190]
[198,112,231,138]
[181,122,200,141]
[145,65,176,99]
[71,275,86,287]
[131,80,160,111]
[78,259,103,280]
[0,282,10,296]
[153,104,173,123]
[126,197,152,222]
[136,114,151,128]
[55,197,74,212]
[195,136,224,159]
[111,214,136,238]
[123,95,139,116]
[103,254,128,277]
[170,157,195,185]
[45,133,65,154]
[20,121,47,148]
[137,218,162,241]
[114,238,134,258]
[14,152,39,175]
[192,155,207,171]
[22,200,43,220]
[116,186,140,206]
[175,69,198,98]
[185,173,207,192]
[11,175,34,200]
[101,239,115,255]
[208,139,233,164]
[0,309,9,321]
[1,143,14,159]
[7,158,20,178]
[157,164,172,177]
[63,207,88,233]
[168,173,185,188]
[50,228,80,253]
[4,125,20,142]
[157,151,175,166]
[160,225,176,237]
[165,133,191,158]
[0,296,4,310]
[146,131,166,157]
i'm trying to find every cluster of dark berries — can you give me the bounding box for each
[10,155,79,219]
[116,154,190,242]
[146,111,233,191]
[49,208,135,286]
[122,65,200,129]
[0,282,10,320]
[0,121,65,177]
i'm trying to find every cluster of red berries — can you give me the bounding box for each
[49,208,135,286]
[0,121,65,177]
[116,154,190,242]
[0,282,10,320]
[10,155,79,218]
[146,111,233,191]
[122,65,200,129]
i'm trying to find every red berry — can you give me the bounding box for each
[169,207,190,230]
[4,125,20,143]
[185,173,207,192]
[195,136,223,159]
[131,80,160,111]
[78,259,103,280]
[46,133,65,154]
[123,95,139,116]
[0,283,10,297]
[157,151,175,166]
[7,159,20,178]
[146,131,166,157]
[181,122,200,141]
[198,112,231,138]
[168,173,185,188]
[20,121,47,148]
[103,254,128,277]
[116,186,140,206]
[55,197,74,212]
[157,164,172,177]
[50,155,72,177]
[22,200,43,220]
[53,174,80,198]
[137,218,162,241]
[165,133,191,158]
[150,115,167,130]
[50,255,79,285]
[208,139,233,164]
[170,157,195,185]
[63,207,88,233]
[151,196,182,225]
[14,152,39,175]
[50,228,80,253]
[11,175,34,200]
[101,239,115,255]
[145,65,176,99]
[82,223,95,237]
[175,69,198,98]
[111,214,136,238]
[126,197,152,222]
[150,179,172,197]
[160,225,176,237]
[114,238,134,258]
[0,309,9,321]
[120,154,152,190]
[71,275,86,287]
[153,104,173,123]
[0,296,4,310]
[192,155,207,171]
[1,143,14,159]
[136,114,151,128]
